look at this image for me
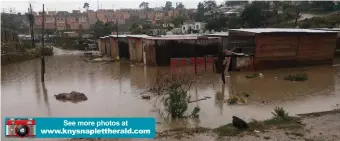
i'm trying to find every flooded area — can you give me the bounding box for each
[2,50,340,139]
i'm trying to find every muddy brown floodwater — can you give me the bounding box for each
[2,51,340,140]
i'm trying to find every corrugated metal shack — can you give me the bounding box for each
[98,37,106,55]
[142,36,221,66]
[104,36,111,56]
[313,28,340,50]
[206,32,229,51]
[127,35,150,63]
[109,35,129,60]
[227,28,338,70]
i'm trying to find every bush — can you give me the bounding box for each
[191,106,200,118]
[246,73,260,78]
[227,96,239,104]
[284,72,308,81]
[164,85,188,119]
[272,106,289,119]
[149,72,199,119]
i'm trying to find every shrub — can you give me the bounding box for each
[272,106,289,119]
[227,96,239,104]
[149,72,199,119]
[246,73,260,78]
[284,72,308,81]
[191,106,200,118]
[164,85,188,118]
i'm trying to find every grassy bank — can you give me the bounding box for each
[156,108,340,141]
[1,45,53,65]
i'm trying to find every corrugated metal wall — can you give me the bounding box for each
[142,39,156,66]
[253,33,336,69]
[109,37,118,59]
[128,38,143,63]
[297,34,336,64]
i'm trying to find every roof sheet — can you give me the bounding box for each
[312,28,340,31]
[126,35,150,38]
[109,35,127,38]
[206,32,229,37]
[229,28,337,33]
[144,36,220,40]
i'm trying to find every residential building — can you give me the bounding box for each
[67,14,80,30]
[47,11,56,15]
[56,14,66,30]
[182,21,206,34]
[87,10,97,25]
[162,23,174,28]
[45,15,56,29]
[78,14,90,29]
[72,10,81,14]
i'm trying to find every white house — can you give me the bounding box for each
[181,21,207,34]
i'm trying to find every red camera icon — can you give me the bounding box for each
[5,118,36,138]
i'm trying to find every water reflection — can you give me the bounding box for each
[1,55,340,132]
[42,82,51,116]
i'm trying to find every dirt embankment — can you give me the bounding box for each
[67,110,340,141]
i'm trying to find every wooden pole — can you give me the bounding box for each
[194,40,197,75]
[29,4,35,48]
[116,18,119,58]
[41,4,45,82]
[204,56,207,71]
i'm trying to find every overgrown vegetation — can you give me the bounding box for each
[191,106,200,118]
[149,72,200,119]
[213,107,304,137]
[284,72,308,81]
[272,106,289,119]
[226,92,249,104]
[1,43,53,65]
[246,73,260,78]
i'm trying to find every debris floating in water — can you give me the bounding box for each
[141,95,151,100]
[54,91,88,103]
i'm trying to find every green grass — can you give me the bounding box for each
[213,116,304,137]
[246,73,260,78]
[284,72,308,81]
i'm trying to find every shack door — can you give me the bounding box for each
[155,42,171,66]
[119,42,130,59]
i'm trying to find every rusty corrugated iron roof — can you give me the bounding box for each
[229,28,337,33]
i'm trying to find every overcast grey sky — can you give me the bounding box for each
[1,0,225,13]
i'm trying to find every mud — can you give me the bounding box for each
[54,91,88,103]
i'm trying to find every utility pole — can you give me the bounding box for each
[41,4,46,82]
[29,4,35,48]
[116,18,119,57]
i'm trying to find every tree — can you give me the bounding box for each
[93,21,116,38]
[240,1,271,28]
[196,2,205,21]
[139,2,149,10]
[129,23,143,34]
[204,0,217,11]
[83,2,89,11]
[225,1,248,6]
[176,2,185,9]
[172,15,188,27]
[164,1,173,11]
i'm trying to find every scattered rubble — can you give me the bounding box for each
[54,91,88,103]
[246,73,263,78]
[141,95,151,99]
[91,57,114,62]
